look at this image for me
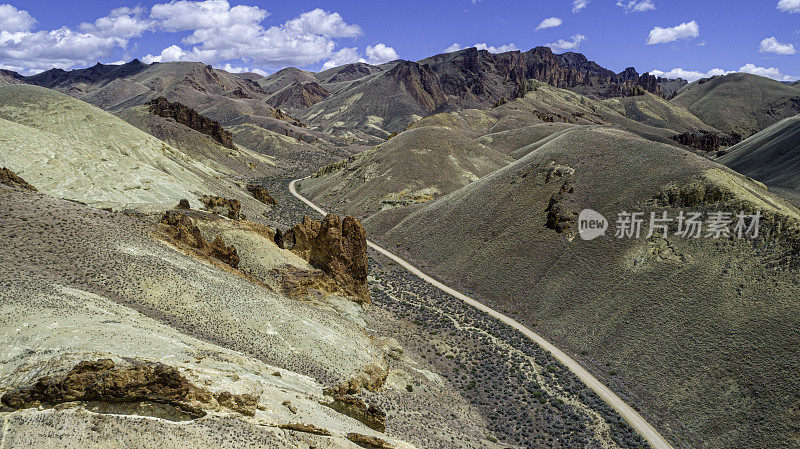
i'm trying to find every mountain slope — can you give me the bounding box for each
[310,126,800,449]
[0,85,257,210]
[671,73,800,137]
[602,92,717,133]
[301,126,512,217]
[719,114,800,193]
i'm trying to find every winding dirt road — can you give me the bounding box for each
[289,177,675,449]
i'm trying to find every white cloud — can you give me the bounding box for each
[536,17,563,31]
[777,0,800,13]
[321,47,360,70]
[616,0,656,13]
[0,1,393,74]
[284,9,362,38]
[443,42,518,53]
[79,6,152,39]
[646,21,699,45]
[546,34,587,52]
[651,64,797,82]
[444,43,464,53]
[365,43,399,64]
[142,44,188,63]
[0,4,35,33]
[474,42,519,53]
[146,2,366,68]
[738,63,797,81]
[759,36,796,55]
[321,43,399,70]
[650,67,730,82]
[572,0,590,13]
[216,62,267,76]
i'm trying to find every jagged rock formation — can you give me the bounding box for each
[277,215,370,303]
[672,131,741,153]
[247,184,277,205]
[160,210,240,268]
[388,61,448,113]
[199,195,242,219]
[148,97,236,149]
[1,359,256,418]
[270,81,330,109]
[0,167,37,191]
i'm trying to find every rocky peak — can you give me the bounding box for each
[270,81,330,109]
[277,214,370,303]
[148,97,236,149]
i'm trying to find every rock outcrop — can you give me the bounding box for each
[672,131,742,153]
[1,359,257,418]
[327,395,386,432]
[160,210,240,268]
[0,167,37,191]
[277,215,370,303]
[247,184,277,205]
[347,433,396,449]
[199,195,242,219]
[148,97,236,149]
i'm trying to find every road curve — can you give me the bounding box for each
[288,177,675,449]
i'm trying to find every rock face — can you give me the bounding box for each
[148,97,236,149]
[160,210,240,268]
[327,395,386,432]
[278,215,370,303]
[247,184,277,205]
[0,359,256,418]
[270,81,330,109]
[0,167,37,191]
[389,61,448,113]
[672,131,742,153]
[199,195,242,219]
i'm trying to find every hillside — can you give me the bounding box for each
[671,73,800,137]
[602,92,717,133]
[0,85,258,210]
[301,126,512,217]
[305,126,800,449]
[719,114,800,194]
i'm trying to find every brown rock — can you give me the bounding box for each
[0,359,213,418]
[279,215,369,303]
[149,97,236,149]
[247,184,277,205]
[199,195,241,220]
[325,364,387,396]
[0,167,37,191]
[346,433,395,449]
[160,210,239,268]
[215,391,257,417]
[278,423,332,436]
[176,198,191,210]
[326,395,386,432]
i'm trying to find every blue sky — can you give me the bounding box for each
[1,0,798,81]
